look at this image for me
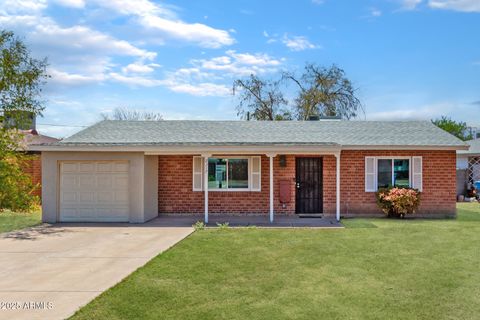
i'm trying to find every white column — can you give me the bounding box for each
[267,154,276,223]
[335,152,341,222]
[203,154,210,224]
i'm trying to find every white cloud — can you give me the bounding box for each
[192,50,283,76]
[428,0,480,12]
[0,0,47,14]
[108,50,284,96]
[0,10,157,87]
[312,0,325,4]
[109,72,230,96]
[400,0,423,10]
[32,23,156,60]
[139,15,234,48]
[49,68,105,86]
[162,81,230,96]
[282,35,319,51]
[370,8,382,17]
[88,0,235,48]
[109,73,164,87]
[122,61,160,74]
[50,0,85,8]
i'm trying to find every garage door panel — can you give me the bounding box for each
[114,162,129,172]
[97,175,113,188]
[61,176,77,188]
[61,192,78,203]
[97,162,113,172]
[79,162,95,172]
[62,163,78,173]
[79,175,95,188]
[59,161,130,222]
[114,191,129,203]
[79,192,95,202]
[114,176,129,187]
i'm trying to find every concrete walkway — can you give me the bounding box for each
[0,223,193,320]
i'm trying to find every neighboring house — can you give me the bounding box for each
[30,120,467,223]
[2,111,59,199]
[22,129,60,198]
[456,139,480,195]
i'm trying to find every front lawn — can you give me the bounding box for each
[0,209,42,233]
[72,203,480,319]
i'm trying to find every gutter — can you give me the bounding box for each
[28,143,468,153]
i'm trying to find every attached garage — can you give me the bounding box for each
[59,161,130,222]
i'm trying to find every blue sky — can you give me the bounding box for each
[1,0,479,138]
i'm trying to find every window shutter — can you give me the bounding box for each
[192,157,204,191]
[250,156,261,191]
[365,157,376,192]
[412,156,423,191]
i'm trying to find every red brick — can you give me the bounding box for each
[158,151,456,217]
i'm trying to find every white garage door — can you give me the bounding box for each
[59,161,130,222]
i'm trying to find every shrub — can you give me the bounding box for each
[193,221,205,230]
[375,187,421,218]
[0,151,39,212]
[216,222,230,229]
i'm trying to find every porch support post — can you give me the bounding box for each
[267,153,276,223]
[202,153,211,224]
[335,151,341,222]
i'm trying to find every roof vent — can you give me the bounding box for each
[319,115,342,121]
[307,115,342,121]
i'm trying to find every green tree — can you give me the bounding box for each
[232,75,292,121]
[283,64,363,120]
[431,116,473,141]
[0,30,49,211]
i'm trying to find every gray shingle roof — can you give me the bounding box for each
[458,139,480,154]
[55,120,467,148]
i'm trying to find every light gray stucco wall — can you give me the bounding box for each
[41,151,156,223]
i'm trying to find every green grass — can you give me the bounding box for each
[0,209,42,233]
[71,203,480,320]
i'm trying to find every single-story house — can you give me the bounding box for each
[30,120,468,223]
[456,139,480,195]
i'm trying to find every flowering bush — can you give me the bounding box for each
[375,187,421,218]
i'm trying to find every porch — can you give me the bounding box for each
[155,150,342,224]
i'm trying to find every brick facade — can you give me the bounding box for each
[158,150,456,217]
[22,154,42,198]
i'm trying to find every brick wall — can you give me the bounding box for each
[340,150,456,217]
[22,154,42,198]
[158,150,456,217]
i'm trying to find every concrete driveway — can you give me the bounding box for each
[0,223,193,320]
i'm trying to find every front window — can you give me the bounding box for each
[377,158,410,189]
[208,158,249,190]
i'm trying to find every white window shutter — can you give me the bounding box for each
[192,156,204,191]
[365,157,376,192]
[250,156,261,191]
[412,156,423,191]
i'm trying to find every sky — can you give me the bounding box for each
[1,0,479,138]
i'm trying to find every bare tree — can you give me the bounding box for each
[101,107,163,121]
[232,75,292,121]
[283,64,363,120]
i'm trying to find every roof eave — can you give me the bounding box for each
[29,143,467,153]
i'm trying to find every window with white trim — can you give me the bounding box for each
[365,156,422,192]
[192,156,261,191]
